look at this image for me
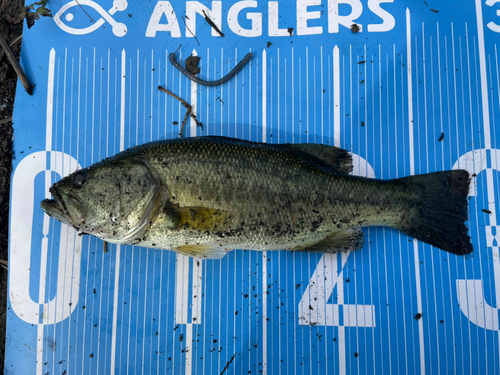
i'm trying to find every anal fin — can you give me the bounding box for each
[296,228,364,253]
[175,244,231,259]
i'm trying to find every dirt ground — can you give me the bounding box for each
[0,0,25,370]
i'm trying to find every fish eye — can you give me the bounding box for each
[73,171,87,188]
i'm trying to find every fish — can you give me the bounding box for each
[41,136,473,259]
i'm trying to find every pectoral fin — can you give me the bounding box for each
[175,244,231,259]
[177,206,231,231]
[296,229,364,253]
[162,203,231,232]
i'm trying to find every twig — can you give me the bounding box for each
[169,51,253,87]
[157,86,201,137]
[0,34,33,95]
[0,117,13,125]
[202,10,224,37]
[103,241,108,253]
[0,259,7,270]
[75,0,95,22]
[220,353,237,375]
[158,86,191,137]
[9,35,22,47]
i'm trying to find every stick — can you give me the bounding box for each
[0,34,33,95]
[75,0,95,22]
[202,10,224,37]
[9,35,22,47]
[0,117,13,125]
[157,86,201,137]
[219,353,237,375]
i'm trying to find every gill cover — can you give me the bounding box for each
[43,157,165,244]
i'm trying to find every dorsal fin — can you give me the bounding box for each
[196,137,353,174]
[277,143,353,174]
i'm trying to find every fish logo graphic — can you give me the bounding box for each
[53,0,128,37]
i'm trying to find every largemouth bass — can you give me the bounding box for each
[41,136,472,258]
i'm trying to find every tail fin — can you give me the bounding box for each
[397,170,472,255]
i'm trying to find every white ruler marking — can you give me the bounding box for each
[110,48,126,375]
[334,46,340,147]
[407,8,425,375]
[37,47,56,375]
[475,0,491,149]
[191,49,198,137]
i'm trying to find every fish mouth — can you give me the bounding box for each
[41,198,64,216]
[41,187,78,227]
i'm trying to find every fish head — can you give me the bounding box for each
[41,157,161,244]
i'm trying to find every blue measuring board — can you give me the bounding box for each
[6,0,500,374]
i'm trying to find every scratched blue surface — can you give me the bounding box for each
[6,0,500,374]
